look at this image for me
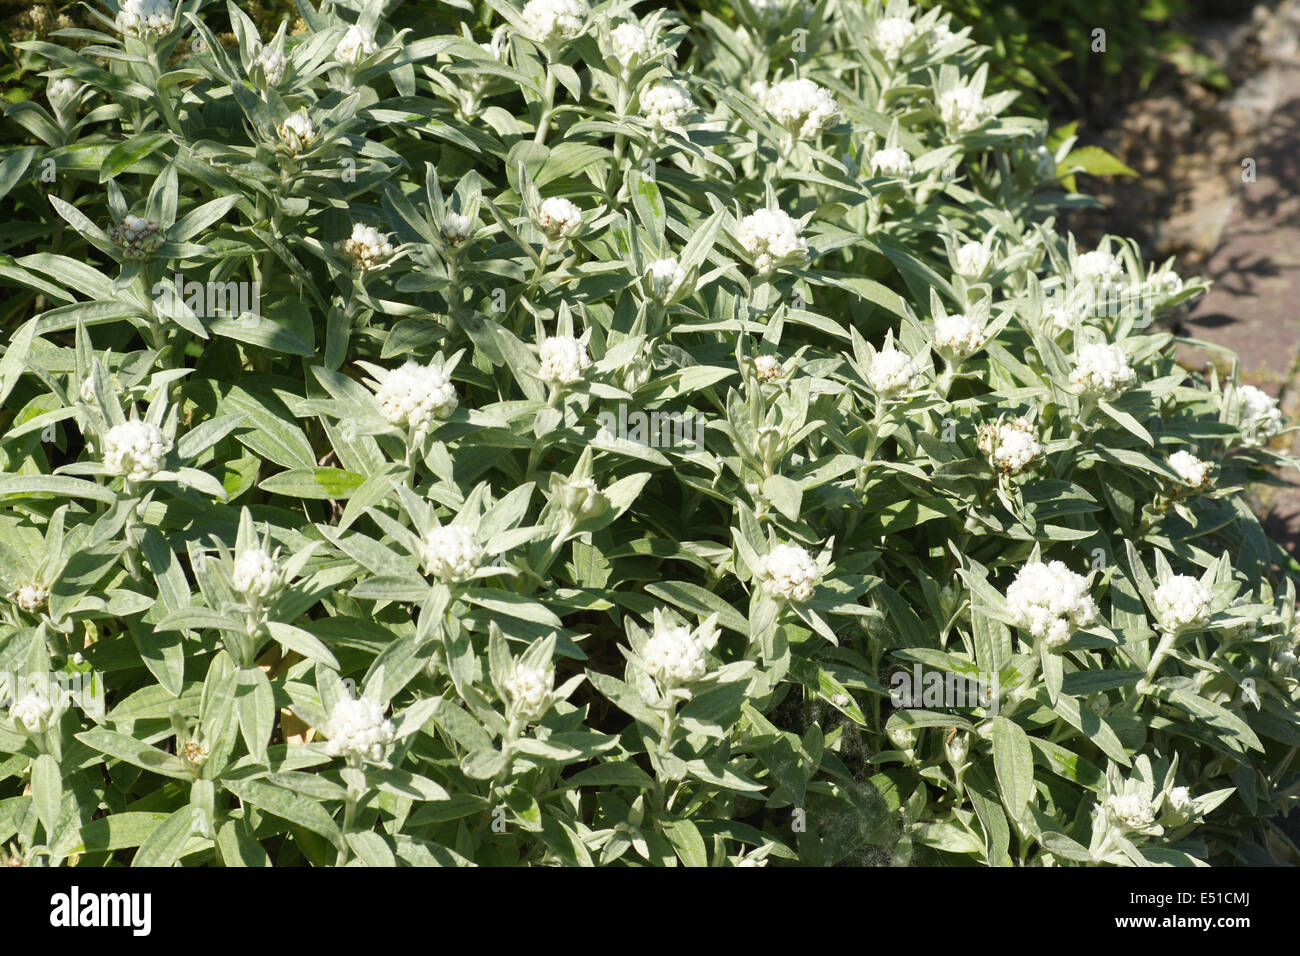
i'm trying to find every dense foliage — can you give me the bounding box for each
[1,0,1298,867]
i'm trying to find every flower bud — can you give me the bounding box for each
[110,215,164,260]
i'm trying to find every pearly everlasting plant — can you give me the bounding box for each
[0,0,1295,871]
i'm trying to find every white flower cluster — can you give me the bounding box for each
[1107,792,1156,832]
[115,0,174,38]
[1146,269,1182,298]
[641,81,693,131]
[1153,575,1213,633]
[256,45,286,85]
[750,0,787,20]
[232,548,282,601]
[10,693,55,735]
[1045,304,1080,335]
[538,336,591,386]
[1163,785,1195,823]
[505,665,553,720]
[441,212,474,245]
[643,625,709,686]
[753,354,783,383]
[12,584,49,613]
[755,78,839,140]
[277,111,315,154]
[870,147,914,178]
[934,312,984,358]
[373,359,458,433]
[109,214,164,260]
[336,24,378,66]
[323,697,394,763]
[954,241,991,279]
[1005,560,1099,648]
[737,209,807,274]
[422,525,482,583]
[521,0,589,47]
[759,544,821,603]
[103,420,172,482]
[866,347,918,398]
[929,22,954,49]
[1167,450,1210,488]
[978,417,1041,474]
[536,197,583,242]
[340,223,395,269]
[1237,384,1284,446]
[645,257,686,302]
[610,20,651,62]
[938,86,989,133]
[47,76,78,112]
[873,16,917,62]
[1070,343,1136,399]
[1073,249,1124,289]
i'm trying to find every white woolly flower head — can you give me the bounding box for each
[736,208,807,274]
[759,543,821,603]
[103,419,172,482]
[12,583,50,614]
[938,86,989,133]
[47,76,79,111]
[929,21,955,50]
[536,196,583,242]
[323,696,394,763]
[643,624,710,687]
[1167,450,1210,488]
[505,664,554,720]
[1072,249,1124,289]
[521,0,589,48]
[538,335,591,386]
[277,111,315,153]
[441,212,474,245]
[1070,342,1136,400]
[933,312,984,359]
[609,20,652,63]
[1153,575,1213,633]
[1107,792,1157,833]
[1236,384,1284,446]
[753,354,784,384]
[232,547,282,601]
[372,359,458,433]
[422,524,482,583]
[10,692,56,735]
[645,257,686,302]
[1145,269,1182,298]
[255,44,286,85]
[1006,560,1098,648]
[1162,785,1195,823]
[954,240,991,279]
[115,0,174,38]
[870,147,914,178]
[110,214,164,260]
[335,24,378,66]
[873,16,918,62]
[755,78,839,140]
[977,416,1041,475]
[866,346,919,398]
[641,80,694,131]
[339,223,395,269]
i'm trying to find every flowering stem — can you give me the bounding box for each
[533,66,558,144]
